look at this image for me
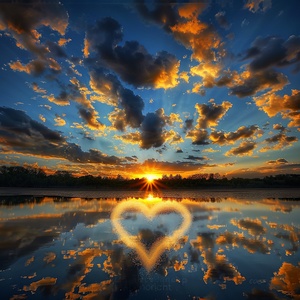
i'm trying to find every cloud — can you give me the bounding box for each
[254,89,300,129]
[54,114,66,127]
[0,1,68,73]
[195,101,232,129]
[231,218,266,236]
[210,125,260,145]
[113,108,180,150]
[78,107,105,130]
[190,232,245,285]
[9,60,47,76]
[267,158,288,164]
[135,1,224,89]
[229,69,288,98]
[184,155,207,161]
[90,69,145,130]
[260,132,298,152]
[270,262,300,299]
[216,231,270,254]
[0,107,123,165]
[245,289,281,300]
[186,129,210,145]
[140,109,167,149]
[244,0,272,13]
[242,35,300,74]
[225,141,257,156]
[183,119,194,132]
[84,17,180,89]
[39,114,46,123]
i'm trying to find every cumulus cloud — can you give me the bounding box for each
[0,107,122,165]
[270,262,300,299]
[229,69,288,98]
[54,114,66,127]
[267,158,288,164]
[195,101,232,128]
[186,129,210,145]
[210,125,260,145]
[90,69,144,130]
[78,107,104,130]
[216,231,270,254]
[242,35,300,72]
[225,141,257,156]
[0,1,68,73]
[84,17,180,89]
[140,109,167,149]
[254,89,300,129]
[191,233,245,285]
[230,218,266,236]
[135,1,225,89]
[260,132,298,152]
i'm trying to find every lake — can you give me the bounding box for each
[0,188,299,299]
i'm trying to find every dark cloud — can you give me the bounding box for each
[230,69,288,98]
[0,107,123,165]
[264,133,297,146]
[78,107,104,130]
[231,218,266,236]
[85,17,180,89]
[267,158,288,165]
[0,1,68,75]
[183,119,193,132]
[210,125,259,145]
[242,36,300,72]
[245,288,280,300]
[216,231,269,254]
[215,11,230,29]
[46,41,67,58]
[140,109,166,149]
[186,129,210,145]
[184,155,207,161]
[134,0,179,32]
[191,232,245,285]
[90,69,145,130]
[0,1,68,54]
[225,141,257,156]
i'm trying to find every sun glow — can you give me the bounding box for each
[146,174,158,183]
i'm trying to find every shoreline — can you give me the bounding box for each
[0,186,300,200]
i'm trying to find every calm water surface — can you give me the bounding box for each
[0,189,299,299]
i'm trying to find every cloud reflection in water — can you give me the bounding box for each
[0,193,299,299]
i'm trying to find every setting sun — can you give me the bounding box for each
[146,174,158,183]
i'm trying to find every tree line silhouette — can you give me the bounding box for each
[0,165,300,189]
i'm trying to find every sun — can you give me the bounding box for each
[146,174,157,183]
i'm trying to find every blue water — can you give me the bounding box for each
[0,189,299,299]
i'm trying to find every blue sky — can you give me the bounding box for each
[0,0,299,178]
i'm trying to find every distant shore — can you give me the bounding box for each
[0,186,300,200]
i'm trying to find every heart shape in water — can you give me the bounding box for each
[111,200,191,271]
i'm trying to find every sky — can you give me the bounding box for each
[0,0,299,179]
